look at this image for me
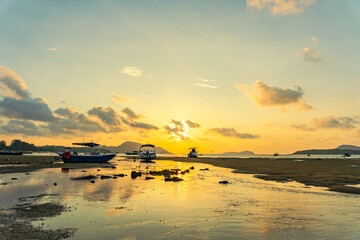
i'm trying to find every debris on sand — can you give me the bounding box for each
[113,174,126,177]
[219,181,229,184]
[164,177,183,182]
[71,175,97,180]
[100,175,112,179]
[145,177,155,180]
[0,201,75,240]
[131,171,142,178]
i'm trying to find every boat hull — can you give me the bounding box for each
[139,152,156,160]
[125,152,139,156]
[0,151,23,155]
[63,153,117,163]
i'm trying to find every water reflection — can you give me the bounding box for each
[1,159,360,239]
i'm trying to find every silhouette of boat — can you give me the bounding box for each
[0,151,23,155]
[60,142,116,163]
[188,147,198,158]
[125,151,139,156]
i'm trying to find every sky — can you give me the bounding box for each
[0,0,359,154]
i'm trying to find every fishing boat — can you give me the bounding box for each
[125,151,139,156]
[343,153,351,157]
[273,152,279,156]
[138,144,156,162]
[60,142,116,163]
[0,151,23,155]
[188,147,198,158]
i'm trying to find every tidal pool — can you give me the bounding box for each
[1,158,360,239]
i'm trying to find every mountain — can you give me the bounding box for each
[293,145,360,155]
[222,151,255,155]
[102,141,171,154]
[336,145,360,150]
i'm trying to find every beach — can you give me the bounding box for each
[2,155,360,194]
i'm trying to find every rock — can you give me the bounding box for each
[111,166,116,169]
[145,177,155,180]
[100,175,112,179]
[11,178,18,180]
[131,171,138,178]
[113,176,118,179]
[71,175,97,180]
[53,183,57,186]
[219,181,229,184]
[97,169,101,171]
[190,166,194,170]
[164,177,183,182]
[90,180,95,184]
[113,174,125,177]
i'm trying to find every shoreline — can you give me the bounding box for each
[1,155,360,194]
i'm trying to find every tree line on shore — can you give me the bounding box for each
[0,139,110,153]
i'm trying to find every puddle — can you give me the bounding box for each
[1,158,360,239]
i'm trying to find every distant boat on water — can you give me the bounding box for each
[188,147,198,158]
[60,142,116,163]
[125,151,139,156]
[343,153,351,157]
[138,144,156,162]
[273,153,279,156]
[0,151,23,155]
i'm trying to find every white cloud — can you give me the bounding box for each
[47,48,57,51]
[195,83,218,89]
[297,47,323,62]
[121,66,142,77]
[309,36,318,44]
[247,0,316,16]
[235,80,313,111]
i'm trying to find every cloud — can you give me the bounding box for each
[309,36,318,44]
[195,78,218,88]
[0,66,31,99]
[236,80,313,110]
[164,119,201,140]
[312,116,357,129]
[0,97,56,122]
[247,0,316,16]
[47,48,57,51]
[185,120,201,128]
[122,107,142,119]
[197,78,216,83]
[297,47,323,62]
[210,128,259,139]
[0,120,45,136]
[88,107,121,126]
[112,93,138,104]
[121,66,142,77]
[126,120,159,130]
[290,124,314,131]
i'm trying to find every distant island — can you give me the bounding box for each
[222,151,255,155]
[293,145,360,155]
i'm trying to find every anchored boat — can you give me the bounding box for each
[188,147,198,158]
[138,144,156,162]
[61,142,116,163]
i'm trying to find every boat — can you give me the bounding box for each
[125,151,139,156]
[188,147,198,158]
[138,144,156,162]
[343,153,351,157]
[0,151,23,155]
[60,142,116,163]
[273,153,279,156]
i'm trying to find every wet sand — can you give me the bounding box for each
[155,156,360,194]
[1,155,360,194]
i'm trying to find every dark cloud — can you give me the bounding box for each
[185,120,201,128]
[312,116,357,129]
[88,107,121,126]
[164,119,201,140]
[0,120,45,136]
[210,128,259,139]
[0,66,31,99]
[121,117,158,130]
[121,107,141,119]
[236,80,313,110]
[0,97,56,122]
[290,124,314,131]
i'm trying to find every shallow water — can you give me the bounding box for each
[1,158,360,239]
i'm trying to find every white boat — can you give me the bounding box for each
[188,147,198,158]
[138,144,156,161]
